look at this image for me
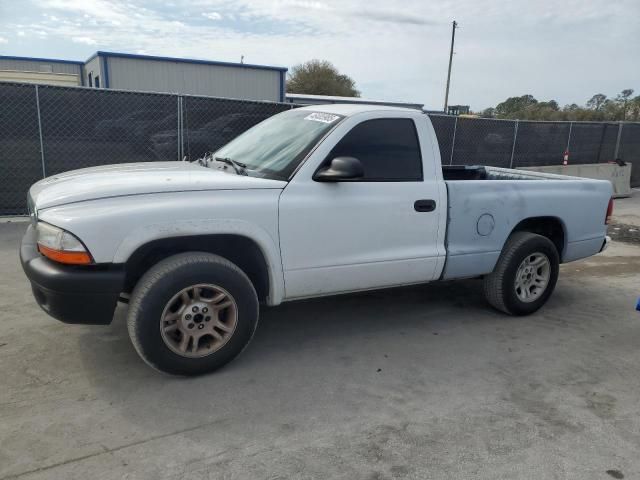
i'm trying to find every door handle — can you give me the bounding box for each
[414,199,436,212]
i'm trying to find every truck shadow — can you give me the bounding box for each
[74,278,493,381]
[254,279,489,349]
[70,275,588,441]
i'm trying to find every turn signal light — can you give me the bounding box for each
[37,244,92,265]
[35,222,93,265]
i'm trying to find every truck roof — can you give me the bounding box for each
[297,103,422,116]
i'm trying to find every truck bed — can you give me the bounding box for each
[442,165,583,181]
[441,166,612,280]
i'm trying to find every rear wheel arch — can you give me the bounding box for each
[123,234,271,303]
[484,231,560,315]
[510,216,566,260]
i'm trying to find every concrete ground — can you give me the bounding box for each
[1,194,640,480]
[612,188,640,226]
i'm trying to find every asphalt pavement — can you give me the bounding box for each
[1,194,639,480]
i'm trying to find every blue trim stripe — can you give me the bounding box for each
[0,55,84,65]
[102,55,110,88]
[84,52,99,64]
[279,71,286,102]
[95,51,287,73]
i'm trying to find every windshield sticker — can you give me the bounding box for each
[304,112,340,124]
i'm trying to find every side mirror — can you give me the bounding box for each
[314,156,364,182]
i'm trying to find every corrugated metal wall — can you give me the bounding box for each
[83,56,102,87]
[0,58,82,75]
[0,71,79,86]
[106,56,282,102]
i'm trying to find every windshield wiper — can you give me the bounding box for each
[214,156,248,176]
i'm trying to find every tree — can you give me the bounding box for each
[616,89,634,120]
[617,89,634,102]
[628,96,640,121]
[481,107,495,118]
[286,60,360,97]
[586,93,607,111]
[494,95,538,118]
[484,89,637,121]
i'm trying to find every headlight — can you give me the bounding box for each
[36,222,92,265]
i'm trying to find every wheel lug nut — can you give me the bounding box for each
[202,307,208,313]
[185,314,192,320]
[192,306,199,312]
[198,324,204,329]
[205,316,210,322]
[188,323,194,329]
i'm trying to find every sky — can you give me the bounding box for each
[0,0,638,110]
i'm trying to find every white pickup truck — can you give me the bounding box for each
[21,105,613,375]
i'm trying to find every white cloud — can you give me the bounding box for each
[5,0,639,110]
[72,36,97,45]
[0,36,8,44]
[202,12,222,20]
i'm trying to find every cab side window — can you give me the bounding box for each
[327,118,423,181]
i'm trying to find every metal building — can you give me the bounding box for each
[286,93,424,110]
[1,51,287,102]
[0,56,83,86]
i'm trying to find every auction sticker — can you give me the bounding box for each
[304,112,340,124]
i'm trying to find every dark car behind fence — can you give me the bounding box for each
[1,82,638,215]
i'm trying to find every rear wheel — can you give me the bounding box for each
[484,232,559,315]
[127,252,258,375]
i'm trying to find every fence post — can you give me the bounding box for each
[614,122,624,160]
[177,96,182,161]
[565,121,573,160]
[449,116,458,165]
[35,85,46,178]
[509,120,519,169]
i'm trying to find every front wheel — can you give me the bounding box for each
[127,252,259,375]
[484,232,559,315]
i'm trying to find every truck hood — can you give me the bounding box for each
[29,162,286,210]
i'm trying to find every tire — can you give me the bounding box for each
[127,252,259,375]
[483,232,559,316]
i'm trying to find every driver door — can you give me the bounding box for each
[278,113,443,299]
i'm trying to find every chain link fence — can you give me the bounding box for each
[1,81,639,215]
[182,96,291,161]
[0,82,293,215]
[429,114,639,184]
[0,83,43,216]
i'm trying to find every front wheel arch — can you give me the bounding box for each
[123,234,271,303]
[127,252,259,375]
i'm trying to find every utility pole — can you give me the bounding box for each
[443,20,458,113]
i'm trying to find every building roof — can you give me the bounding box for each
[1,52,287,73]
[297,103,420,116]
[286,93,423,110]
[87,51,287,73]
[0,55,84,65]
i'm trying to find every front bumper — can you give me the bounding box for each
[20,225,125,325]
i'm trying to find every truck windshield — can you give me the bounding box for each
[212,109,344,180]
